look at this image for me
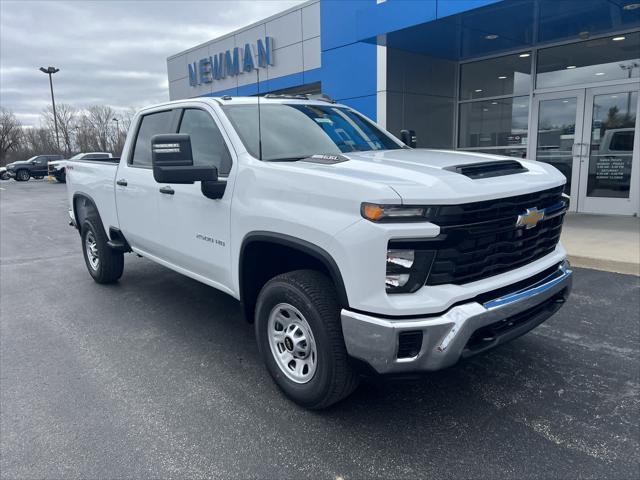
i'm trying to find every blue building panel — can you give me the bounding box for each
[436,0,500,19]
[337,94,377,120]
[321,42,377,107]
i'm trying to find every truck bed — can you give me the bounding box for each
[66,159,119,235]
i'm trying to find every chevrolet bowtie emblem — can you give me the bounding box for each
[516,207,545,229]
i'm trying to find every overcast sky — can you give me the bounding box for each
[0,0,303,127]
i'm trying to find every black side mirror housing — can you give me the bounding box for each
[151,134,226,199]
[400,129,417,148]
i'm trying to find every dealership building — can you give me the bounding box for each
[167,0,640,216]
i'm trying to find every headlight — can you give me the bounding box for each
[362,203,438,223]
[386,243,435,293]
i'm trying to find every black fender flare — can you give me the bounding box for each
[72,192,104,234]
[239,231,350,308]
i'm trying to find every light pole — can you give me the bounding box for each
[112,118,121,154]
[39,66,60,150]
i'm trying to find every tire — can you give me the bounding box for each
[15,169,30,181]
[255,270,359,409]
[81,217,124,284]
[55,171,66,183]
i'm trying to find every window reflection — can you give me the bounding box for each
[458,96,529,151]
[460,53,531,100]
[586,91,637,198]
[535,97,578,194]
[537,32,640,89]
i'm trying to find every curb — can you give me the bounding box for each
[568,254,640,276]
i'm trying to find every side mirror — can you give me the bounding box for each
[400,129,417,148]
[151,134,226,199]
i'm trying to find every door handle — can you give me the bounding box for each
[116,179,128,186]
[159,186,175,195]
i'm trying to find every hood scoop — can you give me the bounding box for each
[300,154,349,165]
[444,160,528,179]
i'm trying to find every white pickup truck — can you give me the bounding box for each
[65,96,572,409]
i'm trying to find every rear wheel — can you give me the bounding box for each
[15,169,30,181]
[255,270,359,409]
[81,218,124,283]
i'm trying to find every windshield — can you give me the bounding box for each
[221,103,402,161]
[25,156,38,162]
[69,153,85,160]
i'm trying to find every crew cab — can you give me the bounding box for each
[65,96,572,409]
[49,152,113,183]
[6,154,63,181]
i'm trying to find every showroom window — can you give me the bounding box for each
[537,32,640,90]
[458,53,532,158]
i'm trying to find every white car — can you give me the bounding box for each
[0,166,9,180]
[49,152,113,183]
[64,96,572,409]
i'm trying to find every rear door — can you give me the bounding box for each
[115,109,179,256]
[156,106,236,289]
[33,156,49,176]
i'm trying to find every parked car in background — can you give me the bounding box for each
[6,154,63,181]
[49,152,113,183]
[0,166,9,180]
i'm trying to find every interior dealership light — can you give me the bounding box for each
[623,3,640,10]
[594,72,606,76]
[612,36,626,41]
[566,65,577,69]
[498,75,507,79]
[519,53,530,58]
[361,203,437,223]
[484,34,499,40]
[474,89,483,92]
[491,101,498,105]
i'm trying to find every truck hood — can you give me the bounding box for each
[290,149,566,204]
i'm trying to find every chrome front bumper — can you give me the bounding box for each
[341,262,572,374]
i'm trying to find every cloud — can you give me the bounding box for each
[0,0,303,126]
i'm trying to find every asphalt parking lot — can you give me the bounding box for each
[1,179,639,479]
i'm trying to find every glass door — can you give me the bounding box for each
[577,84,639,215]
[530,90,586,212]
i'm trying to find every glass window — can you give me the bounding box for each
[458,96,529,151]
[459,53,532,100]
[178,109,232,175]
[537,32,640,89]
[586,91,637,199]
[533,97,579,194]
[131,110,175,167]
[221,104,402,161]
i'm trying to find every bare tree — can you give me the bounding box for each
[0,108,23,165]
[42,104,78,156]
[85,105,115,152]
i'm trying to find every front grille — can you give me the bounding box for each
[425,186,565,285]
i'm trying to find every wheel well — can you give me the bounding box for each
[73,194,101,234]
[239,235,348,323]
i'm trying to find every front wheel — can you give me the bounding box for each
[255,270,359,409]
[81,218,124,283]
[55,170,66,183]
[15,170,30,181]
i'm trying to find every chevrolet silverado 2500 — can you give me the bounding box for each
[65,96,572,409]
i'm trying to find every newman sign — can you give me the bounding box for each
[188,37,274,86]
